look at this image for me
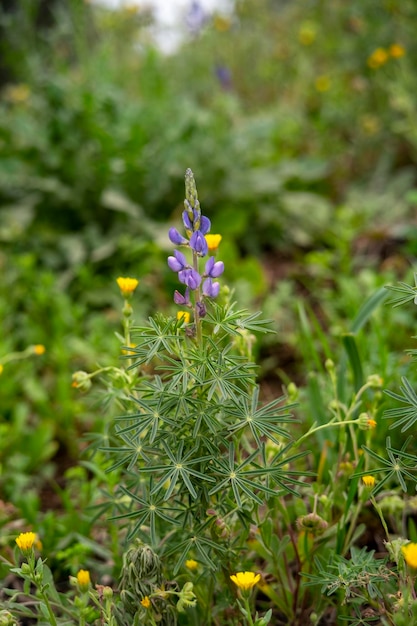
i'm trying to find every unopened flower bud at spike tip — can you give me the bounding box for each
[185,168,198,209]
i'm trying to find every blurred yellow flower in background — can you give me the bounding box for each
[367,47,389,69]
[315,75,331,92]
[389,43,405,58]
[298,22,316,46]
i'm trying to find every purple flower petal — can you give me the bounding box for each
[182,209,193,230]
[169,227,188,245]
[210,261,224,278]
[190,230,208,256]
[174,289,190,305]
[167,250,187,272]
[179,268,202,290]
[202,278,220,298]
[200,215,211,235]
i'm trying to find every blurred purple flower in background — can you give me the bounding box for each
[186,1,206,35]
[215,64,232,90]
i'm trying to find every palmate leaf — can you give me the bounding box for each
[384,376,417,432]
[354,436,417,494]
[204,301,274,337]
[208,443,285,508]
[135,440,215,500]
[225,385,297,446]
[385,275,417,308]
[109,484,182,544]
[101,429,158,473]
[127,315,181,366]
[199,345,255,401]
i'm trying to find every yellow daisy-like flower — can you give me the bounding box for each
[362,475,376,487]
[315,75,331,92]
[402,542,417,568]
[367,419,377,429]
[389,43,405,58]
[205,234,222,252]
[298,23,316,46]
[33,344,46,355]
[116,277,139,297]
[16,532,36,553]
[230,571,260,591]
[177,311,191,324]
[76,569,91,591]
[185,559,198,571]
[367,47,389,69]
[141,596,151,609]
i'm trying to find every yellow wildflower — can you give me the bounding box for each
[33,344,46,355]
[177,311,191,324]
[214,15,231,32]
[362,475,376,487]
[116,277,139,297]
[4,83,30,104]
[16,532,36,553]
[230,571,260,591]
[367,419,377,429]
[361,115,380,136]
[76,569,91,591]
[0,364,3,375]
[298,22,316,46]
[315,75,331,92]
[141,596,151,609]
[205,234,222,252]
[185,559,198,571]
[367,47,389,69]
[402,543,417,568]
[389,43,405,58]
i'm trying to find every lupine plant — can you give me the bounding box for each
[5,171,417,626]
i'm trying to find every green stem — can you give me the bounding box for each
[192,250,202,344]
[370,495,390,541]
[26,556,58,626]
[40,589,59,626]
[293,418,361,450]
[241,594,255,626]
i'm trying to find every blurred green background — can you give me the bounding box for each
[1,0,417,534]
